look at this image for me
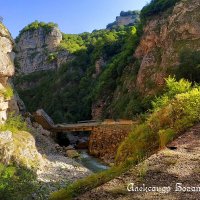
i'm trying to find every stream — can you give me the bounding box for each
[76,150,110,173]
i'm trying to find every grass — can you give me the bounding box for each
[0,163,37,200]
[0,86,14,100]
[0,113,28,133]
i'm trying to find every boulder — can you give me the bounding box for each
[0,131,13,144]
[65,145,75,150]
[66,149,79,158]
[76,138,89,149]
[33,109,55,130]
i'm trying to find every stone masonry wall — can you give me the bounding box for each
[89,124,132,164]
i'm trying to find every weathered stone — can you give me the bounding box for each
[15,26,73,74]
[107,11,140,29]
[33,109,55,130]
[0,131,13,144]
[0,110,7,123]
[0,130,44,168]
[135,0,200,95]
[0,23,15,124]
[76,138,89,149]
[66,149,80,158]
[89,124,132,164]
[0,101,8,111]
[65,145,75,150]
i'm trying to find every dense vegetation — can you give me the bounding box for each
[50,77,200,199]
[177,49,200,83]
[14,25,144,123]
[120,10,140,17]
[141,0,181,21]
[0,163,37,200]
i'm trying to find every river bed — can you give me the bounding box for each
[75,150,110,172]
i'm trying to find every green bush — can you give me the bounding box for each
[0,163,37,200]
[47,52,58,62]
[0,86,14,100]
[0,113,28,133]
[116,77,200,163]
[152,76,192,111]
[177,49,200,82]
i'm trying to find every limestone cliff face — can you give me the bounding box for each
[135,0,200,95]
[107,11,140,29]
[15,26,71,74]
[0,23,44,169]
[0,23,15,123]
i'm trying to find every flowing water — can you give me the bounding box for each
[76,150,110,173]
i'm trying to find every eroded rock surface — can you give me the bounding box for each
[135,0,200,95]
[15,26,72,74]
[0,23,15,124]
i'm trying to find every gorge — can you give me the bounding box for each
[0,0,200,199]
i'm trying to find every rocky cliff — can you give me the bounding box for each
[15,24,72,74]
[107,11,140,29]
[135,0,200,94]
[92,0,200,118]
[0,22,44,168]
[0,22,15,123]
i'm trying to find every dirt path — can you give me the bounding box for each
[76,123,200,200]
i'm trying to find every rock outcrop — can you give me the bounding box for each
[0,22,15,124]
[135,0,200,95]
[0,22,44,168]
[107,10,140,29]
[0,130,45,168]
[15,25,72,74]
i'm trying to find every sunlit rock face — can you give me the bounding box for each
[15,26,71,74]
[0,23,15,124]
[135,0,200,95]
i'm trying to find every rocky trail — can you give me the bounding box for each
[75,123,200,200]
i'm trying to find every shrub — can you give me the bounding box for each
[47,52,58,62]
[152,76,192,110]
[116,77,200,163]
[177,49,200,82]
[158,129,175,148]
[0,163,37,200]
[0,86,14,100]
[0,113,28,133]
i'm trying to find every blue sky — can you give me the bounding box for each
[1,0,150,38]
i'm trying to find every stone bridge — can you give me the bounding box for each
[33,109,137,163]
[33,109,135,132]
